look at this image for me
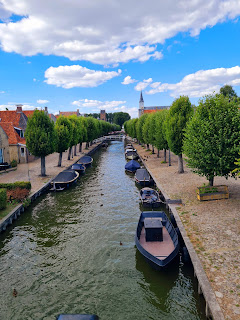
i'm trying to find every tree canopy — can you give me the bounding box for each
[220,85,238,100]
[183,94,240,186]
[113,112,130,127]
[25,110,56,176]
[55,116,73,166]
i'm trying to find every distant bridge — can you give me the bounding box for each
[94,135,125,143]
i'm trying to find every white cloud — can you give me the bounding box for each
[146,66,240,97]
[134,78,153,91]
[0,91,5,94]
[37,99,49,104]
[45,65,121,89]
[0,104,38,111]
[0,1,239,65]
[121,76,137,85]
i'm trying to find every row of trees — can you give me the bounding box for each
[124,88,240,186]
[25,111,121,176]
[85,111,130,127]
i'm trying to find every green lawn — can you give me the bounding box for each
[0,203,19,221]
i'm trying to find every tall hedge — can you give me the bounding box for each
[0,182,31,190]
[0,188,7,210]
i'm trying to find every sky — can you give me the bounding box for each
[1,1,240,118]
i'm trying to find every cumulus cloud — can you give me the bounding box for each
[0,1,239,65]
[135,78,153,91]
[146,66,240,97]
[121,76,137,85]
[0,103,38,111]
[37,99,49,104]
[45,65,121,89]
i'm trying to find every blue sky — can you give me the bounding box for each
[0,1,240,118]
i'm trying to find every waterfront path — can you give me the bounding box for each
[131,141,240,320]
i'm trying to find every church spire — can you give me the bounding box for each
[139,91,144,103]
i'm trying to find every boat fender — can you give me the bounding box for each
[175,227,185,247]
[182,246,191,264]
[170,213,177,228]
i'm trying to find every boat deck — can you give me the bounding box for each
[139,226,175,260]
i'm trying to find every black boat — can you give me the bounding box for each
[125,159,141,173]
[71,163,86,174]
[50,169,79,191]
[135,211,179,269]
[78,155,93,167]
[57,315,99,320]
[140,187,162,207]
[135,168,151,186]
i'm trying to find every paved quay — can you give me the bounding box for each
[131,141,240,320]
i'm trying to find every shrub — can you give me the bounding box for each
[0,181,31,190]
[10,159,18,167]
[0,188,7,210]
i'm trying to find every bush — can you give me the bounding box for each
[0,181,31,190]
[0,188,7,210]
[10,159,18,167]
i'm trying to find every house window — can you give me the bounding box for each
[20,147,25,157]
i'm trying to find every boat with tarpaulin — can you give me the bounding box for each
[71,163,86,174]
[135,211,179,269]
[140,187,162,207]
[50,169,79,191]
[135,168,151,186]
[78,155,93,167]
[57,315,99,320]
[125,159,141,173]
[125,150,138,160]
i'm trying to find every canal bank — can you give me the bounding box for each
[0,141,103,233]
[0,140,206,320]
[129,139,240,320]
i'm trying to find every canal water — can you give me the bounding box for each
[0,141,206,320]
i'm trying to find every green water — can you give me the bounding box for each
[0,141,206,320]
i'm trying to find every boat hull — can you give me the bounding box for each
[135,211,179,269]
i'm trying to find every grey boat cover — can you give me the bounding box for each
[52,170,77,183]
[78,155,93,164]
[126,150,137,156]
[57,315,99,320]
[125,160,140,171]
[135,168,150,181]
[71,163,85,171]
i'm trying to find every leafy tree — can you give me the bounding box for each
[220,85,237,100]
[113,112,130,127]
[25,110,56,176]
[233,153,240,177]
[183,94,240,186]
[55,116,73,166]
[154,110,168,159]
[106,112,114,123]
[142,113,155,150]
[165,96,193,173]
[136,113,148,144]
[68,115,80,159]
[85,117,98,148]
[77,116,87,152]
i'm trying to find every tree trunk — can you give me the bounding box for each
[164,149,167,162]
[58,152,62,167]
[41,156,46,176]
[79,142,82,152]
[74,145,77,156]
[85,142,88,149]
[72,148,74,158]
[68,147,72,160]
[147,144,149,149]
[209,176,214,186]
[152,146,155,154]
[178,154,184,173]
[157,149,160,158]
[168,149,171,166]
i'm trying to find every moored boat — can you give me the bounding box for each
[135,168,151,186]
[50,169,79,191]
[135,211,179,269]
[140,187,162,207]
[125,150,138,160]
[71,163,86,174]
[57,315,99,320]
[78,155,93,167]
[125,159,141,173]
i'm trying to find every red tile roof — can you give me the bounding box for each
[59,111,78,117]
[0,122,26,145]
[0,111,22,128]
[23,110,35,118]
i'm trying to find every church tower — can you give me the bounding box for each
[139,91,144,117]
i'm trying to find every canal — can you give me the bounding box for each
[0,141,206,320]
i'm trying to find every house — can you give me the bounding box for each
[57,109,81,118]
[138,91,169,117]
[0,105,35,164]
[0,125,10,164]
[23,106,57,123]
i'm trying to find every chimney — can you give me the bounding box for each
[44,106,48,114]
[16,104,23,113]
[77,109,80,116]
